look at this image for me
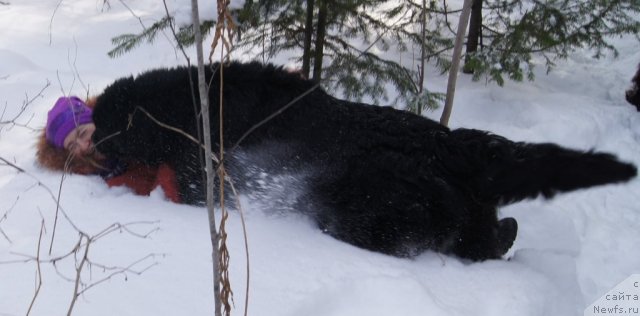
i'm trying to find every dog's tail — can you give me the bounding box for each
[448,129,637,205]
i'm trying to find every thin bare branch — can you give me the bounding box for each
[66,234,89,316]
[131,106,220,164]
[228,83,320,155]
[0,80,50,132]
[49,0,64,45]
[70,37,89,96]
[49,153,73,254]
[118,0,145,29]
[0,226,11,244]
[162,0,191,63]
[0,196,19,244]
[117,0,178,59]
[26,219,45,316]
[2,220,160,315]
[77,253,161,296]
[90,220,160,241]
[0,156,83,234]
[226,177,250,316]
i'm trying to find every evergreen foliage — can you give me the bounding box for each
[106,0,640,107]
[464,0,640,85]
[108,17,215,58]
[236,0,451,106]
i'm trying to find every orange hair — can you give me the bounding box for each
[35,96,102,174]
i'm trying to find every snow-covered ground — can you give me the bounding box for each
[1,1,639,315]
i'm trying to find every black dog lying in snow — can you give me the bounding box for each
[626,63,640,110]
[92,62,636,261]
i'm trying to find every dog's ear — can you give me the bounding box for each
[626,64,640,110]
[94,76,137,124]
[104,76,135,109]
[92,76,138,156]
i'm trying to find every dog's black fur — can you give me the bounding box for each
[92,62,637,261]
[626,64,640,110]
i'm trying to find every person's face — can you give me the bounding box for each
[63,123,97,157]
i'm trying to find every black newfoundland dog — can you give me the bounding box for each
[92,62,636,261]
[626,63,640,110]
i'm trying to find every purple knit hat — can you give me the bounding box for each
[46,96,93,148]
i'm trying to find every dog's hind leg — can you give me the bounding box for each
[449,211,518,261]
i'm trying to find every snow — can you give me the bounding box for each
[1,1,640,315]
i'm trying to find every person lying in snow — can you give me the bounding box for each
[36,96,181,203]
[39,62,637,262]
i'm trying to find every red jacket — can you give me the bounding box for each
[36,130,181,203]
[105,162,181,203]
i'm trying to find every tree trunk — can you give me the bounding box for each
[312,0,327,82]
[416,0,427,116]
[463,0,483,74]
[440,0,474,126]
[302,0,315,78]
[190,1,221,316]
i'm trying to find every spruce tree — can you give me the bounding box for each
[106,0,639,109]
[106,1,450,109]
[463,0,640,85]
[233,0,452,105]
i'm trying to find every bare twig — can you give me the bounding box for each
[0,224,11,243]
[77,253,160,296]
[91,221,160,241]
[217,53,233,315]
[49,0,64,45]
[209,0,236,63]
[0,156,83,234]
[228,82,320,155]
[130,106,220,164]
[48,153,73,254]
[117,0,178,59]
[26,219,45,316]
[0,196,18,243]
[0,80,50,133]
[117,0,146,29]
[1,221,161,315]
[5,222,158,264]
[66,234,89,316]
[162,0,190,63]
[100,0,110,10]
[226,178,250,316]
[70,38,89,96]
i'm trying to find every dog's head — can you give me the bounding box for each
[92,76,168,164]
[626,64,640,111]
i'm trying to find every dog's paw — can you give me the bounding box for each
[496,217,518,256]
